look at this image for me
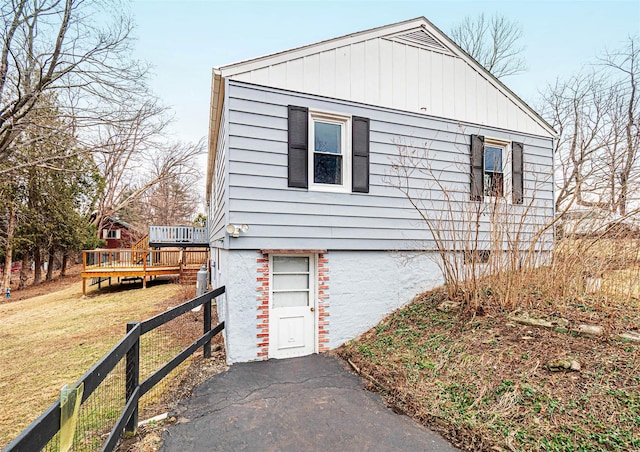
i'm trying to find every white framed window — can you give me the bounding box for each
[309,110,351,192]
[483,138,512,201]
[270,255,311,308]
[103,229,121,239]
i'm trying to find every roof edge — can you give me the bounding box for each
[206,70,224,203]
[218,17,428,74]
[215,16,555,138]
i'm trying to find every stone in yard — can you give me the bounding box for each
[437,300,461,313]
[577,324,603,337]
[618,331,640,343]
[550,317,570,329]
[547,358,581,372]
[508,311,569,330]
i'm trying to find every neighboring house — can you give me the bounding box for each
[560,208,640,238]
[206,17,556,363]
[100,217,139,249]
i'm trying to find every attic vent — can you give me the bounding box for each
[401,30,443,48]
[386,28,452,54]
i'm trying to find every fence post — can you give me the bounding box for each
[125,322,140,435]
[204,295,212,358]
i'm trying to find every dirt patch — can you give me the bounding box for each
[1,263,83,302]
[339,288,640,451]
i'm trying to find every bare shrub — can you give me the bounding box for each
[387,134,640,314]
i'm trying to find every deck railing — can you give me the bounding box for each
[149,226,207,245]
[83,249,209,270]
[83,250,178,269]
[181,249,210,265]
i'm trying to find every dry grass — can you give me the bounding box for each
[339,227,640,450]
[0,279,184,449]
[340,267,640,451]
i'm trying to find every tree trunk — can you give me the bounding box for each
[18,252,29,289]
[33,248,42,285]
[60,251,68,277]
[45,247,55,281]
[2,202,16,291]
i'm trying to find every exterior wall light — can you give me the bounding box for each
[226,224,249,238]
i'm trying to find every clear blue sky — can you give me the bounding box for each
[131,0,640,145]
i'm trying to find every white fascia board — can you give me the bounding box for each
[218,17,428,76]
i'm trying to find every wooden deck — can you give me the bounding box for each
[81,249,209,295]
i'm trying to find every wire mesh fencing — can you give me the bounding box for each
[5,286,225,452]
[43,359,127,452]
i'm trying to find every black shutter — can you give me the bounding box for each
[288,105,308,188]
[352,116,370,193]
[512,141,524,204]
[470,134,484,201]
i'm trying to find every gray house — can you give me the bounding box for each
[206,17,555,363]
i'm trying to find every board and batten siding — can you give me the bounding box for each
[222,80,554,251]
[226,37,549,138]
[209,91,229,247]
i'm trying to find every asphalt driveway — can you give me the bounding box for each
[160,354,457,451]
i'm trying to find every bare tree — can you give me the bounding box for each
[542,38,640,216]
[450,13,527,78]
[136,161,201,227]
[541,71,611,211]
[0,0,149,168]
[601,38,640,215]
[91,101,205,232]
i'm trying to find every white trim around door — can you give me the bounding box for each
[268,253,317,359]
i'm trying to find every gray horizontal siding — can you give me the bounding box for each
[228,188,554,212]
[227,160,553,199]
[226,233,554,251]
[223,81,554,251]
[210,92,229,246]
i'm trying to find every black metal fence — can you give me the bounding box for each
[3,286,225,452]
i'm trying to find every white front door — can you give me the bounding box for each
[269,255,316,359]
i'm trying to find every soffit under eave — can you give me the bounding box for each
[206,72,224,203]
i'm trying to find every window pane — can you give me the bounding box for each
[273,291,309,308]
[484,146,502,172]
[314,122,341,154]
[484,172,504,197]
[273,256,309,273]
[314,154,342,184]
[273,274,309,291]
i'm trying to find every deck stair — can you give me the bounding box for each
[179,267,200,284]
[132,234,149,251]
